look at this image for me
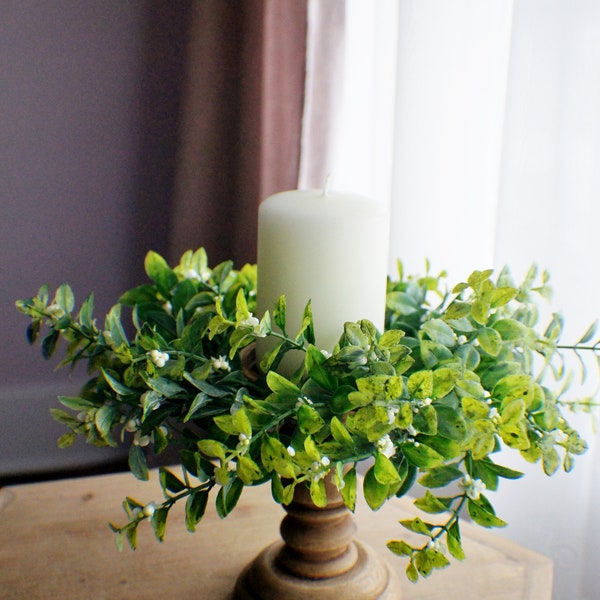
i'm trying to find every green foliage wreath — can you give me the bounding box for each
[16,248,599,582]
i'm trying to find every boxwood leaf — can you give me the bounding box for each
[128,444,149,481]
[363,465,390,510]
[216,477,243,518]
[185,489,209,532]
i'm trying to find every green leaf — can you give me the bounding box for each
[183,392,211,422]
[420,340,453,369]
[305,344,337,391]
[435,405,468,442]
[406,561,419,583]
[379,329,406,350]
[232,407,253,437]
[299,300,315,345]
[413,491,452,514]
[330,416,355,448]
[95,405,116,445]
[26,319,41,344]
[363,465,390,510]
[344,321,370,347]
[455,344,480,370]
[467,269,494,290]
[104,304,129,347]
[386,291,419,315]
[143,374,186,399]
[144,251,178,297]
[542,447,560,476]
[266,370,300,395]
[493,319,528,341]
[58,396,96,411]
[77,293,95,329]
[41,330,60,359]
[400,516,432,536]
[407,371,434,399]
[467,498,507,528]
[153,424,168,454]
[341,467,357,511]
[141,390,162,422]
[128,444,149,481]
[151,506,169,542]
[49,408,80,428]
[101,368,135,397]
[422,319,456,347]
[387,539,413,557]
[197,439,227,461]
[310,478,328,507]
[477,327,502,356]
[297,404,326,434]
[119,284,157,306]
[443,301,472,320]
[447,521,465,560]
[216,477,244,518]
[418,464,463,488]
[374,453,401,485]
[577,320,597,344]
[159,467,186,494]
[57,432,76,448]
[432,368,459,399]
[460,397,490,420]
[237,456,263,484]
[261,436,296,478]
[125,522,138,550]
[471,299,490,325]
[273,295,287,331]
[412,405,438,435]
[401,442,444,469]
[185,489,209,532]
[54,283,75,313]
[490,286,518,307]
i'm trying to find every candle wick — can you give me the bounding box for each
[323,175,331,197]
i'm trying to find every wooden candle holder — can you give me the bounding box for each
[233,475,403,599]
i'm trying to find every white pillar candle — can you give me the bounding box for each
[257,189,390,369]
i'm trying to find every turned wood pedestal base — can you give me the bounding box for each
[233,478,402,599]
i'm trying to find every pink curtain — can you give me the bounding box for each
[169,1,308,267]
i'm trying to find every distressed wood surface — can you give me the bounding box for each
[0,469,552,599]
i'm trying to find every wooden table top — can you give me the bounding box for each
[0,468,552,599]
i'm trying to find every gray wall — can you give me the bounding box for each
[1,2,189,478]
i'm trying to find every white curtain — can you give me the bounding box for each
[318,1,600,598]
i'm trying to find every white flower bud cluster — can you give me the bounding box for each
[386,406,399,425]
[184,268,203,281]
[427,538,445,553]
[488,406,501,424]
[412,397,432,413]
[238,314,266,337]
[237,433,251,454]
[129,423,168,447]
[460,473,487,500]
[46,303,65,318]
[211,355,231,372]
[309,456,331,482]
[377,434,396,458]
[295,395,314,409]
[551,429,569,444]
[149,349,169,368]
